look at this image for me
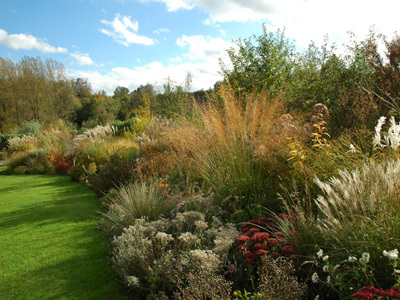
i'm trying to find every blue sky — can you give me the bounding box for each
[1,0,399,94]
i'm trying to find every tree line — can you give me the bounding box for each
[0,56,205,133]
[1,27,400,134]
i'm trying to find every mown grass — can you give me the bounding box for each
[0,174,127,300]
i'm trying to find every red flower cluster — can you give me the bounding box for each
[236,216,295,265]
[48,152,74,175]
[352,286,400,299]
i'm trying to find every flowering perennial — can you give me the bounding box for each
[236,215,295,265]
[352,286,400,300]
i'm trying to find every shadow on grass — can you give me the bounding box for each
[0,175,100,229]
[0,175,128,300]
[1,235,127,300]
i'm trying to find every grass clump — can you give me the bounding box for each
[99,181,177,240]
[278,158,400,298]
[167,86,295,219]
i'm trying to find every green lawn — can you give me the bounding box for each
[0,174,127,300]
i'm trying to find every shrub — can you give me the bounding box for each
[11,120,42,135]
[176,271,233,300]
[111,212,239,298]
[256,256,306,300]
[86,150,138,194]
[48,152,74,175]
[6,149,54,174]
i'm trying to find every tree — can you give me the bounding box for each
[113,86,129,100]
[73,78,92,99]
[221,26,296,98]
[152,76,195,118]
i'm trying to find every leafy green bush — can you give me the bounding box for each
[86,151,138,194]
[6,149,54,174]
[10,120,42,135]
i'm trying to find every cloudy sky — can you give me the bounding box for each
[0,0,399,94]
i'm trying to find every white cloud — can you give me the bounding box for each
[170,56,182,63]
[269,0,400,50]
[69,34,235,93]
[139,0,193,12]
[70,52,95,66]
[142,0,400,49]
[0,28,67,53]
[177,35,233,62]
[153,28,171,34]
[69,61,220,93]
[100,14,154,46]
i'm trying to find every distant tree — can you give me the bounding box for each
[152,76,194,118]
[73,78,92,99]
[113,86,130,100]
[0,58,24,132]
[117,84,156,120]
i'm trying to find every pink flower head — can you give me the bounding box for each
[242,227,250,233]
[275,232,288,244]
[267,238,279,247]
[236,235,251,245]
[244,231,253,237]
[256,249,269,256]
[352,291,373,300]
[253,243,265,249]
[274,232,286,239]
[251,232,270,243]
[246,251,257,260]
[249,228,260,234]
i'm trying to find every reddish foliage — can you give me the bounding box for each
[48,152,74,175]
[352,286,400,299]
